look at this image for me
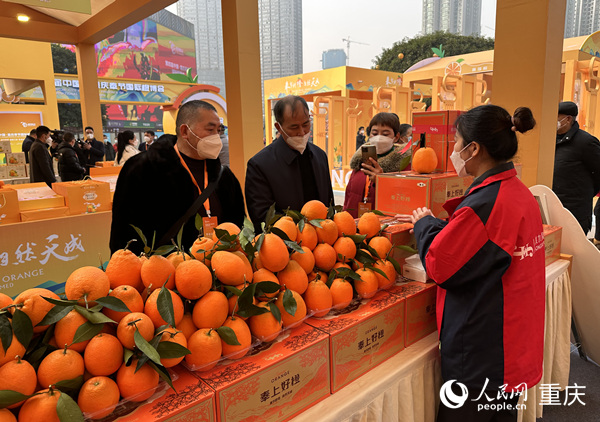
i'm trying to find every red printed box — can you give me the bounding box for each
[200,324,330,422]
[96,365,215,422]
[387,280,437,347]
[379,217,417,266]
[543,224,562,267]
[305,290,405,393]
[376,171,473,219]
[412,110,463,172]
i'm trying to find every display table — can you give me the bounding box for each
[518,258,572,421]
[291,332,441,422]
[292,259,572,422]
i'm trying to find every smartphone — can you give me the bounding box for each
[361,145,377,164]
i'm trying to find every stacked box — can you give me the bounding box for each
[200,324,330,422]
[90,165,122,177]
[0,141,12,153]
[387,280,437,347]
[20,207,70,222]
[5,152,26,165]
[543,224,562,266]
[412,110,463,172]
[7,165,27,178]
[379,216,417,265]
[52,180,111,214]
[375,171,473,219]
[306,290,405,392]
[13,182,65,210]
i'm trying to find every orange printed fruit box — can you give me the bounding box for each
[412,110,463,173]
[90,165,122,177]
[96,161,115,167]
[7,164,27,178]
[379,216,417,265]
[305,290,405,393]
[375,171,473,219]
[12,182,66,211]
[543,224,562,267]
[92,365,216,422]
[52,179,111,214]
[0,185,20,224]
[20,206,69,222]
[5,152,26,165]
[199,323,330,422]
[91,174,119,200]
[386,279,437,347]
[0,140,11,153]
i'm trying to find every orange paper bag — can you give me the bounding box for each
[0,185,20,224]
[52,180,111,215]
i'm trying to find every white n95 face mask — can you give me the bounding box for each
[369,135,394,154]
[186,125,223,160]
[280,126,310,154]
[449,143,473,177]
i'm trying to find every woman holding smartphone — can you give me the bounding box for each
[343,112,411,217]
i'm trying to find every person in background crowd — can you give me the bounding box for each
[355,126,366,150]
[344,113,411,218]
[114,130,140,166]
[218,124,230,167]
[29,126,56,187]
[49,137,60,158]
[245,95,333,232]
[552,101,600,238]
[57,132,86,182]
[110,100,245,255]
[104,134,116,161]
[82,126,106,171]
[21,129,36,164]
[405,105,543,422]
[397,123,413,145]
[138,130,155,152]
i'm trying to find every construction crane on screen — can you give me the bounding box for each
[342,36,369,66]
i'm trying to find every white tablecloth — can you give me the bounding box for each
[293,259,571,422]
[518,259,572,421]
[292,333,441,422]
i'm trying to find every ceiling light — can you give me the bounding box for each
[17,15,30,22]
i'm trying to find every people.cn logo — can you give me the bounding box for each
[440,380,469,409]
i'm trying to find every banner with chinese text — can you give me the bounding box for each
[0,212,111,297]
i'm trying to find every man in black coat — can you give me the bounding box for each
[57,132,86,182]
[21,129,36,164]
[138,131,155,152]
[553,101,600,235]
[29,126,56,187]
[245,95,333,231]
[104,134,116,161]
[83,126,105,171]
[110,100,245,255]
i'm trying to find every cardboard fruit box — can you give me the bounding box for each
[5,152,26,165]
[12,182,65,211]
[0,140,11,153]
[7,164,27,178]
[90,165,122,177]
[96,161,115,167]
[52,179,111,214]
[92,365,215,422]
[20,206,70,222]
[543,224,562,267]
[0,185,20,224]
[305,290,405,393]
[387,279,437,347]
[376,171,473,219]
[412,110,463,173]
[200,323,330,422]
[379,216,417,265]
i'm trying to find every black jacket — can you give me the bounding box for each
[57,141,86,182]
[29,139,56,187]
[22,135,35,164]
[84,138,105,168]
[109,136,245,255]
[245,137,333,230]
[553,121,600,233]
[105,142,116,161]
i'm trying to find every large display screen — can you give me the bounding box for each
[94,19,196,82]
[104,104,163,129]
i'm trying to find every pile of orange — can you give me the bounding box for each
[0,201,402,420]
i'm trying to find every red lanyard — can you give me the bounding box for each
[174,144,211,217]
[363,175,371,203]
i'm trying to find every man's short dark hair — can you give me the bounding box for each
[29,129,36,135]
[36,125,50,138]
[84,126,94,132]
[145,130,155,137]
[175,100,218,136]
[64,132,75,143]
[273,96,309,125]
